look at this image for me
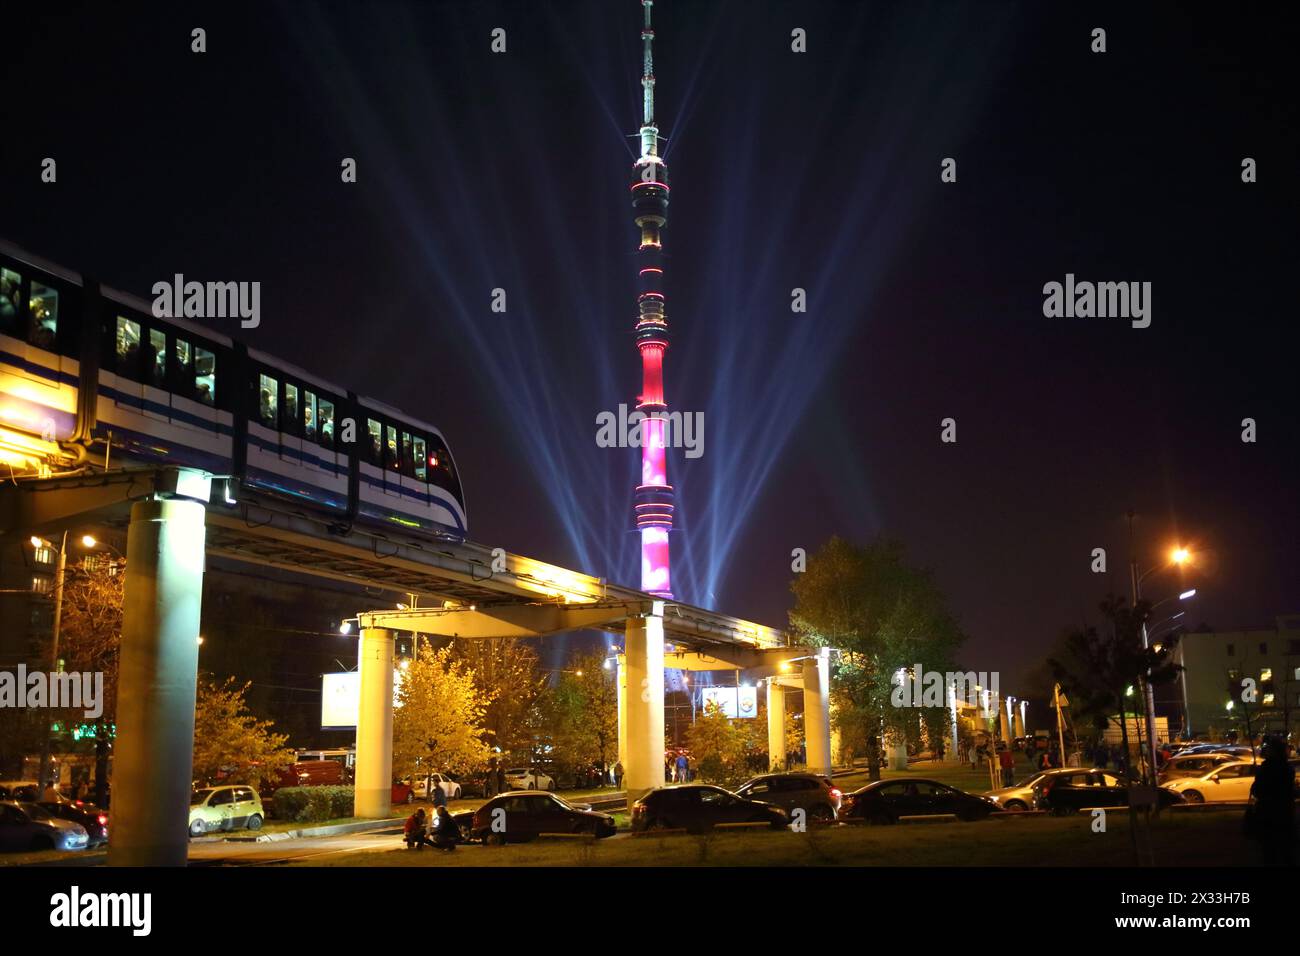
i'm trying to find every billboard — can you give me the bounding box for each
[321,670,405,730]
[701,685,757,719]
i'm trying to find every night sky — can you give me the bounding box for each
[3,1,1296,686]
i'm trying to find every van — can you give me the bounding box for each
[274,760,345,791]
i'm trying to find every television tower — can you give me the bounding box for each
[630,0,673,598]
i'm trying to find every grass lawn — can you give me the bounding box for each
[301,808,1259,867]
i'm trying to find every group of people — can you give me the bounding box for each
[403,806,461,852]
[665,752,696,783]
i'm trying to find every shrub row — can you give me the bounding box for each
[270,786,355,823]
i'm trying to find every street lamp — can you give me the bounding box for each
[1126,511,1196,782]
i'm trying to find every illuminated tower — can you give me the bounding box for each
[630,0,673,598]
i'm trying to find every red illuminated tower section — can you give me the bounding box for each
[631,0,673,598]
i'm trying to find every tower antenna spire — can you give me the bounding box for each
[641,0,656,128]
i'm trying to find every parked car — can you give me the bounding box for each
[189,786,265,836]
[468,792,615,845]
[843,779,997,824]
[983,768,1094,812]
[36,800,109,847]
[1158,752,1243,783]
[734,772,841,822]
[504,768,555,792]
[630,784,790,833]
[457,770,490,799]
[0,780,41,802]
[1161,760,1259,804]
[391,780,415,804]
[406,772,463,801]
[0,800,89,852]
[1035,770,1184,814]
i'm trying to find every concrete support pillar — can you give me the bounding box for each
[616,653,628,774]
[624,610,664,810]
[355,627,394,819]
[1015,704,1027,739]
[767,681,786,771]
[1003,699,1016,747]
[107,497,206,867]
[803,647,832,776]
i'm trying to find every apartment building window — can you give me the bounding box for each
[33,546,54,565]
[31,575,51,594]
[1262,693,1276,707]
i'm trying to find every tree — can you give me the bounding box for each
[44,554,125,806]
[1048,595,1182,783]
[393,644,492,779]
[687,700,746,786]
[192,675,296,789]
[790,536,965,779]
[539,651,618,780]
[450,637,545,759]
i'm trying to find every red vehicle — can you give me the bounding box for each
[391,780,415,804]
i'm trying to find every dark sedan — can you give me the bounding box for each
[630,784,790,833]
[1034,771,1184,814]
[36,800,109,847]
[469,791,616,845]
[843,779,997,824]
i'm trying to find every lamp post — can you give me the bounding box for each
[1126,511,1192,783]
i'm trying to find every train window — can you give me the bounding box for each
[401,431,413,476]
[174,339,193,394]
[303,390,317,441]
[412,435,428,481]
[0,267,22,335]
[366,419,382,466]
[147,329,167,388]
[258,374,278,428]
[385,425,399,471]
[194,347,216,405]
[283,384,299,434]
[318,399,335,448]
[28,282,58,350]
[115,317,142,375]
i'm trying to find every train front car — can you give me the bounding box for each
[355,397,467,539]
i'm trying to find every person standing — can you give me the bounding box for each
[613,761,624,790]
[676,752,688,784]
[485,759,497,798]
[496,765,506,796]
[1248,736,1296,865]
[998,747,1015,787]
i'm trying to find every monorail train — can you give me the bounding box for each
[0,239,466,537]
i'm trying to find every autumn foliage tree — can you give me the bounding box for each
[393,644,492,779]
[192,674,295,789]
[450,637,545,759]
[47,555,126,805]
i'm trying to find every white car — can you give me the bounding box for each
[408,773,462,801]
[1161,760,1258,804]
[504,768,555,792]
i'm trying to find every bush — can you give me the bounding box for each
[271,786,355,823]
